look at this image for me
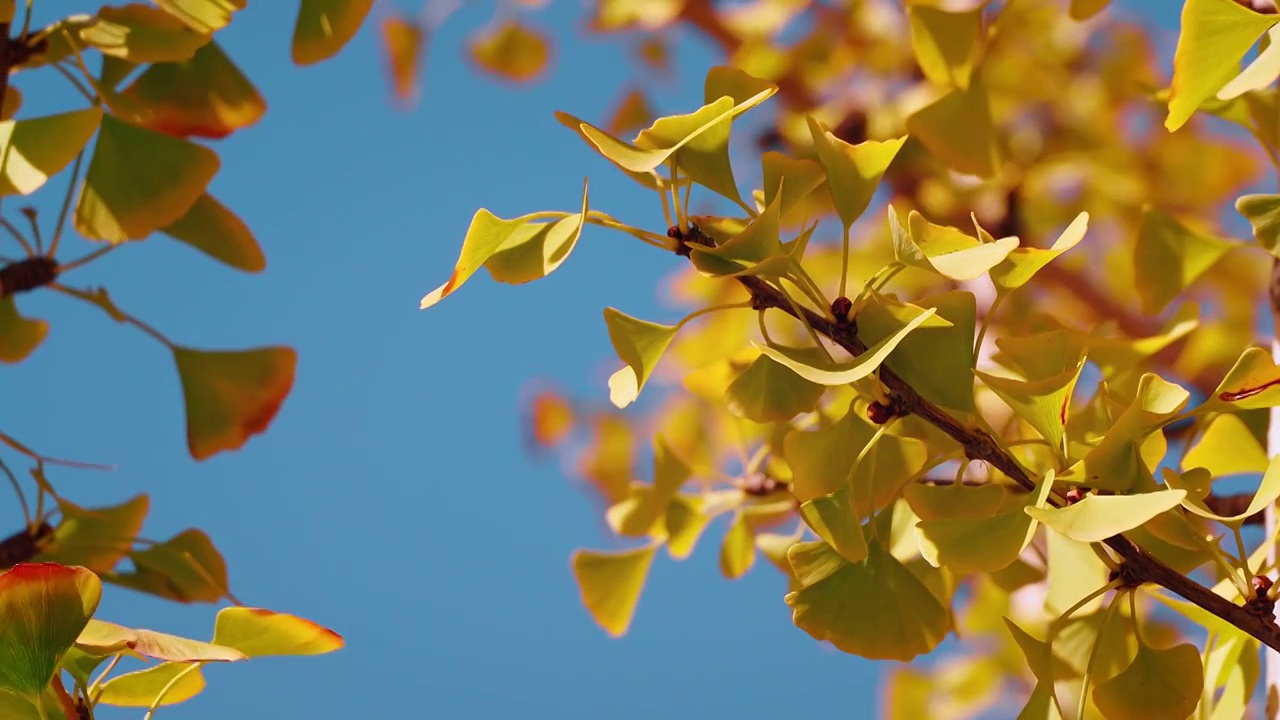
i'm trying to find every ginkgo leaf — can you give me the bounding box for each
[212,607,344,657]
[1070,0,1110,19]
[108,528,229,603]
[155,0,245,33]
[80,4,210,62]
[1134,206,1233,314]
[915,470,1055,573]
[1025,490,1187,543]
[604,308,679,408]
[905,211,1020,280]
[989,212,1089,292]
[75,115,220,242]
[1220,25,1280,100]
[1236,193,1280,257]
[1166,0,1278,131]
[0,564,101,702]
[381,13,425,105]
[690,190,783,272]
[726,352,825,422]
[292,0,374,66]
[902,482,1006,522]
[1202,346,1280,412]
[1181,412,1268,476]
[1066,373,1191,491]
[1092,641,1203,720]
[806,116,904,229]
[1045,530,1110,617]
[0,297,47,363]
[906,72,999,177]
[116,40,266,139]
[664,496,710,560]
[485,179,589,285]
[607,88,654,136]
[161,193,264,272]
[799,483,869,564]
[978,357,1086,456]
[527,389,575,449]
[1168,453,1280,524]
[589,0,682,31]
[173,346,297,461]
[907,3,984,89]
[784,406,927,505]
[785,539,951,661]
[35,495,150,574]
[0,108,102,196]
[761,151,825,221]
[469,20,551,83]
[610,436,690,537]
[571,545,657,637]
[75,619,244,662]
[720,512,756,579]
[555,112,665,191]
[759,306,938,385]
[97,662,206,707]
[859,290,976,414]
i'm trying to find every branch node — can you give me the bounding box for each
[0,521,55,569]
[0,256,58,299]
[1108,561,1146,590]
[669,223,714,257]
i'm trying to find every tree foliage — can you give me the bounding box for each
[419,0,1280,717]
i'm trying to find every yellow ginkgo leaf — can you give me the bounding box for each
[469,20,551,83]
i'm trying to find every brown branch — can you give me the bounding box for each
[673,225,1280,651]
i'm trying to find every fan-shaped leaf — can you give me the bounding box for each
[720,512,756,579]
[161,193,264,272]
[906,73,999,177]
[799,483,868,564]
[155,0,244,33]
[80,4,210,62]
[35,495,150,574]
[604,308,679,408]
[1166,0,1277,131]
[0,564,101,701]
[1203,346,1280,412]
[571,545,657,637]
[806,116,904,229]
[292,0,374,66]
[1168,453,1280,524]
[212,607,344,657]
[990,212,1089,292]
[907,4,983,89]
[915,470,1055,573]
[1237,193,1280,257]
[0,108,102,197]
[759,306,938,385]
[173,345,297,461]
[1134,206,1233,314]
[1025,490,1187,543]
[859,290,976,414]
[1092,641,1203,720]
[978,357,1086,456]
[905,210,1020,280]
[1181,412,1268,476]
[117,40,265,139]
[0,298,47,364]
[470,19,551,83]
[97,662,205,707]
[726,352,824,422]
[381,13,425,105]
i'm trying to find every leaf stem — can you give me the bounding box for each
[51,283,175,348]
[1051,578,1124,635]
[1076,592,1124,720]
[675,300,754,330]
[49,148,86,257]
[88,654,123,700]
[583,214,668,247]
[838,223,851,299]
[56,243,116,273]
[0,456,31,528]
[143,662,204,719]
[51,61,96,104]
[974,292,1006,359]
[0,216,34,256]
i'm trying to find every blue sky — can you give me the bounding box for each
[0,0,1209,718]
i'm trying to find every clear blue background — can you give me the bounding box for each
[2,1,1198,718]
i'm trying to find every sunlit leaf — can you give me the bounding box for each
[484,178,589,285]
[609,436,690,537]
[589,0,682,31]
[604,308,679,408]
[292,0,374,66]
[1066,373,1191,491]
[761,151,825,222]
[720,512,756,579]
[1168,453,1280,523]
[989,212,1089,292]
[1133,206,1233,314]
[35,495,150,574]
[0,108,102,197]
[571,545,657,637]
[76,619,244,662]
[759,306,938,385]
[469,20,551,83]
[155,0,245,33]
[906,72,999,177]
[75,115,220,242]
[212,607,344,657]
[860,290,976,414]
[97,662,205,707]
[173,346,297,461]
[1026,490,1187,543]
[785,539,950,661]
[1202,346,1280,412]
[108,528,229,603]
[806,116,904,229]
[0,297,47,364]
[689,190,784,273]
[527,389,575,449]
[978,357,1086,456]
[1181,412,1268,476]
[915,470,1055,574]
[785,403,928,504]
[381,13,425,105]
[664,496,710,560]
[0,564,101,701]
[903,482,1006,522]
[1092,641,1203,720]
[1236,193,1280,257]
[726,352,825,422]
[1166,0,1277,131]
[799,483,869,564]
[161,193,264,272]
[903,210,1020,281]
[907,4,984,89]
[80,4,210,63]
[116,40,266,139]
[1044,530,1111,617]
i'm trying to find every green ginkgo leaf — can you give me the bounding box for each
[1202,346,1280,412]
[1092,641,1203,720]
[1044,530,1111,617]
[1219,25,1280,100]
[571,544,657,637]
[162,193,265,273]
[107,528,229,603]
[905,210,1020,281]
[992,328,1086,382]
[1166,0,1277,131]
[690,189,783,272]
[0,564,101,702]
[174,345,297,461]
[1133,206,1233,315]
[858,290,976,414]
[989,212,1089,292]
[784,403,928,504]
[978,357,1086,457]
[799,483,868,564]
[79,4,210,62]
[1168,453,1280,524]
[610,436,691,537]
[758,306,938,385]
[97,662,206,707]
[914,470,1055,574]
[76,114,220,242]
[785,539,951,661]
[663,495,710,560]
[1236,193,1280,257]
[211,607,343,658]
[902,482,1006,522]
[761,151,825,221]
[603,308,679,408]
[806,116,904,229]
[1025,489,1187,543]
[719,512,756,579]
[0,108,102,197]
[1066,373,1191,491]
[556,111,665,190]
[0,297,47,364]
[726,352,825,423]
[117,40,266,140]
[292,0,374,66]
[35,495,150,574]
[1181,412,1268,476]
[485,178,589,285]
[907,3,984,89]
[155,0,244,33]
[906,72,999,177]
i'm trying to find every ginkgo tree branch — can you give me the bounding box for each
[671,226,1280,652]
